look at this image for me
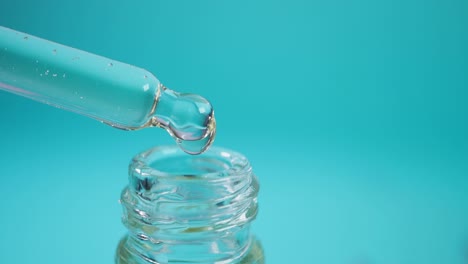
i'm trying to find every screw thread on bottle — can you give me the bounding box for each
[116,146,264,264]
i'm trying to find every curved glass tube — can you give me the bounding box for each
[0,26,215,154]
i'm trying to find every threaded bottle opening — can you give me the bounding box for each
[118,146,259,263]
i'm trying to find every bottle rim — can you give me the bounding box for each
[129,145,252,183]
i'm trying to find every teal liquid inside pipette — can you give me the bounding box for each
[0,26,215,154]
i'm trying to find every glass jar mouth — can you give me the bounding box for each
[130,145,252,182]
[119,145,260,263]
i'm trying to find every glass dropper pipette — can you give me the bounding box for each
[0,26,216,154]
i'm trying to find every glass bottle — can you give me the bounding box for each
[116,146,264,264]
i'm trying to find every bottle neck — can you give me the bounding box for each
[118,146,259,263]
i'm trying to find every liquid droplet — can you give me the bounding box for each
[151,86,216,155]
[177,117,216,155]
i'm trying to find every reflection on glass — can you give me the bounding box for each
[115,146,264,263]
[0,26,216,155]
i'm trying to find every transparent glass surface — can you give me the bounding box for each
[2,2,468,264]
[116,146,264,264]
[0,26,215,154]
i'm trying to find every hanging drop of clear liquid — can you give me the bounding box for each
[151,86,216,155]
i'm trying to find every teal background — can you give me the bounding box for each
[1,0,468,263]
